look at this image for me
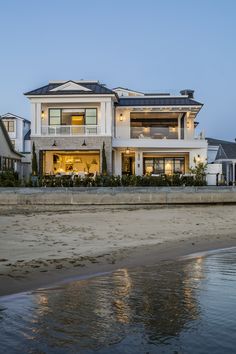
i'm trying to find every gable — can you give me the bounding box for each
[0,121,22,159]
[50,81,92,92]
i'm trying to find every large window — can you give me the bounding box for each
[144,157,185,175]
[49,108,97,126]
[4,120,15,132]
[130,112,179,139]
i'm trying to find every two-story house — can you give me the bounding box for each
[0,113,31,178]
[25,80,207,176]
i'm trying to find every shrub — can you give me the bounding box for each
[0,171,20,187]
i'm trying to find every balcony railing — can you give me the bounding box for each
[41,125,101,136]
[131,127,178,140]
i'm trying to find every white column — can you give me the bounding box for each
[233,162,235,185]
[105,101,112,136]
[30,103,36,136]
[135,149,143,176]
[114,150,122,176]
[100,102,106,135]
[36,103,41,135]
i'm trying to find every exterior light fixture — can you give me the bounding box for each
[52,140,57,147]
[186,120,190,128]
[82,140,87,147]
[41,110,45,119]
[119,113,123,121]
[125,147,130,155]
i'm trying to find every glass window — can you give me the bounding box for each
[174,158,185,174]
[144,157,185,175]
[153,158,164,174]
[4,120,15,132]
[49,109,61,125]
[85,109,97,125]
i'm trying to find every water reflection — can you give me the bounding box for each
[1,249,236,353]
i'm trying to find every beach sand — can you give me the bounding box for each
[0,205,236,296]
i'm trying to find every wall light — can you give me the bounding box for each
[125,147,130,155]
[52,140,57,147]
[41,110,45,119]
[82,140,87,147]
[119,113,123,121]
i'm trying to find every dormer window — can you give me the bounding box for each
[4,120,15,132]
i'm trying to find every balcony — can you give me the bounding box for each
[131,126,178,140]
[41,125,101,136]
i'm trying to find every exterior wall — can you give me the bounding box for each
[32,136,112,174]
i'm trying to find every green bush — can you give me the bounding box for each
[0,171,20,187]
[8,172,206,188]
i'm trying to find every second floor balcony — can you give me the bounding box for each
[41,125,101,136]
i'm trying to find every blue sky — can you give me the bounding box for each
[0,0,235,140]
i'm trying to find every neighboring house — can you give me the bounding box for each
[0,113,31,179]
[25,80,207,176]
[207,138,236,184]
[0,120,22,173]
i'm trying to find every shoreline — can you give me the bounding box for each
[1,233,236,297]
[1,205,236,296]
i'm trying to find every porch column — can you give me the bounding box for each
[105,101,112,136]
[36,103,42,135]
[31,103,36,135]
[233,162,235,185]
[114,150,122,176]
[100,102,106,135]
[135,150,143,176]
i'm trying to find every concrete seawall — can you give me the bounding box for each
[1,187,236,208]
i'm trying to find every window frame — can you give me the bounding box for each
[49,108,62,126]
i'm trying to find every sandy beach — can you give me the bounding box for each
[0,205,236,296]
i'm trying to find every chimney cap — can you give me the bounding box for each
[180,89,194,98]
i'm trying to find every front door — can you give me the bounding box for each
[122,154,135,175]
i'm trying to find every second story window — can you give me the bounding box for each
[85,109,97,125]
[49,108,97,126]
[4,120,15,132]
[49,109,61,125]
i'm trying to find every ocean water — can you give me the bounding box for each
[1,249,236,354]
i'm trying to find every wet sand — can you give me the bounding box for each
[0,205,236,296]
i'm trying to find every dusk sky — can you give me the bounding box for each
[0,0,235,140]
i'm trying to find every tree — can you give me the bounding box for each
[189,158,207,185]
[32,142,38,176]
[102,141,107,175]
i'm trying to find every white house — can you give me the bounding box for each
[25,80,207,177]
[207,137,236,184]
[0,120,22,173]
[0,113,31,178]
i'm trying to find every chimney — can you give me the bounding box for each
[180,89,194,98]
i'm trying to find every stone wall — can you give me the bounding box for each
[1,187,236,206]
[32,136,112,174]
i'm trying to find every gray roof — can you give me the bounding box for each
[25,81,116,96]
[117,97,203,107]
[207,137,236,159]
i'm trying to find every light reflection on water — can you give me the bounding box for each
[1,249,236,353]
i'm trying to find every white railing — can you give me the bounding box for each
[41,125,101,136]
